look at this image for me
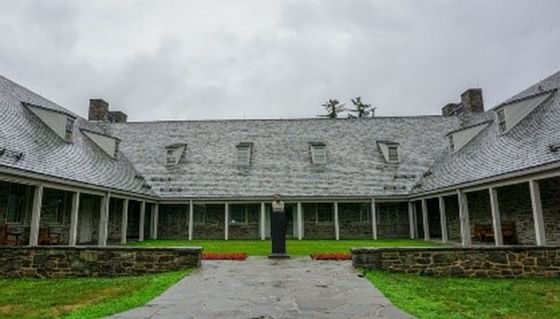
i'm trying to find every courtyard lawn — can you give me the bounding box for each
[0,270,190,319]
[129,239,444,256]
[365,270,560,319]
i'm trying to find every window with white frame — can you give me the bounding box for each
[496,108,507,134]
[236,143,252,166]
[165,144,186,166]
[310,143,327,164]
[65,118,74,141]
[166,149,176,165]
[388,145,399,162]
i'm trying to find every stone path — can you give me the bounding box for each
[110,257,413,319]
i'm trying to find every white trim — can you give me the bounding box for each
[260,202,266,240]
[529,180,547,246]
[29,185,44,246]
[421,199,430,241]
[224,203,229,240]
[121,199,129,245]
[68,191,80,246]
[334,202,339,240]
[188,200,194,241]
[457,189,472,247]
[297,202,303,240]
[98,192,110,246]
[408,201,415,239]
[489,187,503,246]
[152,204,159,239]
[138,201,145,242]
[438,196,448,242]
[371,198,377,240]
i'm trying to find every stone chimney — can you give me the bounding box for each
[88,99,128,123]
[442,88,484,117]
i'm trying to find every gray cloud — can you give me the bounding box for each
[1,0,559,121]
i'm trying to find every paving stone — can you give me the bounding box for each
[110,257,413,319]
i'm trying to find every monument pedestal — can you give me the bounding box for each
[268,196,289,259]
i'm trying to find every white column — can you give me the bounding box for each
[188,200,194,241]
[371,198,378,240]
[529,180,547,246]
[138,201,145,242]
[334,202,340,240]
[224,203,229,240]
[421,199,430,241]
[439,196,448,242]
[297,202,303,240]
[29,185,44,246]
[260,202,266,240]
[457,189,472,247]
[408,201,415,239]
[489,187,503,246]
[152,204,159,240]
[68,191,80,246]
[121,199,129,245]
[98,193,110,246]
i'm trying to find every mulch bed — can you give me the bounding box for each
[310,252,352,261]
[202,252,248,260]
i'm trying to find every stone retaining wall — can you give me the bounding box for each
[0,246,202,278]
[351,246,560,278]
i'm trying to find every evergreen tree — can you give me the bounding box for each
[320,99,345,118]
[347,97,375,118]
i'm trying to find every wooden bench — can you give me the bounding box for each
[473,222,515,244]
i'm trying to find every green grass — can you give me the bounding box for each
[129,239,444,256]
[364,270,560,319]
[0,270,191,319]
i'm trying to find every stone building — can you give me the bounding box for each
[0,70,559,247]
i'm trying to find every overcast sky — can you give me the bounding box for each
[1,0,559,121]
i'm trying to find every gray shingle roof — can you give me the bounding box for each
[104,116,459,198]
[0,75,152,196]
[414,71,560,193]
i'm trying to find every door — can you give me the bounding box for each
[79,207,93,243]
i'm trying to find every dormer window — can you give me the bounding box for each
[65,118,74,141]
[388,145,399,162]
[165,143,187,166]
[236,142,252,166]
[377,141,400,163]
[448,135,455,153]
[496,108,507,134]
[309,142,326,164]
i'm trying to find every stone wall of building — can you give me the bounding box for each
[303,204,335,239]
[352,246,560,278]
[444,196,461,241]
[377,203,409,239]
[192,204,225,239]
[339,203,373,239]
[107,198,124,243]
[0,246,201,278]
[158,204,190,239]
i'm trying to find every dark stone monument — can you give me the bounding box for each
[269,195,289,259]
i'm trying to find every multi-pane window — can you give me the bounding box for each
[388,145,399,162]
[230,204,259,224]
[166,149,176,165]
[448,135,455,153]
[41,189,69,224]
[65,118,74,141]
[496,108,507,134]
[0,182,28,223]
[310,143,327,164]
[236,143,252,166]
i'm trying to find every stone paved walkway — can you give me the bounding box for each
[110,257,413,319]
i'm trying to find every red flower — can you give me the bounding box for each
[310,252,351,261]
[202,252,248,260]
